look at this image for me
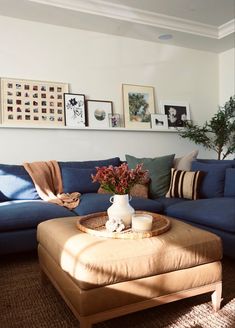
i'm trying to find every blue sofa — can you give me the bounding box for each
[0,157,234,259]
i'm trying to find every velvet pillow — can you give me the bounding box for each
[191,161,232,198]
[125,154,175,199]
[166,168,204,200]
[174,150,199,171]
[224,168,235,197]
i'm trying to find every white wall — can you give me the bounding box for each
[219,48,235,105]
[0,15,219,164]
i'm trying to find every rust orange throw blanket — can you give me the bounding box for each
[23,160,80,210]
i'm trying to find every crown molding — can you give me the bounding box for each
[29,0,223,38]
[219,19,235,39]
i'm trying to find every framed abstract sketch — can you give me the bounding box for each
[122,84,155,129]
[160,101,190,128]
[151,114,168,130]
[0,77,68,126]
[64,93,87,127]
[86,100,113,129]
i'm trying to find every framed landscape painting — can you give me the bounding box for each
[122,84,155,129]
[160,101,190,128]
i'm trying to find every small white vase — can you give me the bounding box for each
[107,194,135,228]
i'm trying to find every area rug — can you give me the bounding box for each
[0,253,234,328]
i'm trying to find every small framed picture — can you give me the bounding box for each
[64,93,86,127]
[109,113,121,128]
[151,114,168,130]
[122,84,155,129]
[160,101,190,128]
[86,100,113,128]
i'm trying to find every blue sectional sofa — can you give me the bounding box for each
[0,157,234,259]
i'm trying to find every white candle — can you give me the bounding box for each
[132,214,153,232]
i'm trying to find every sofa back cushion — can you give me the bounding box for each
[59,157,121,169]
[62,167,100,194]
[0,164,40,201]
[60,157,121,194]
[191,161,232,198]
[224,168,235,197]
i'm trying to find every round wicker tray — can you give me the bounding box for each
[77,211,171,239]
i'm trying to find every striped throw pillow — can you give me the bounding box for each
[166,168,204,200]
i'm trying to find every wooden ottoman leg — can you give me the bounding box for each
[79,318,92,328]
[211,282,222,312]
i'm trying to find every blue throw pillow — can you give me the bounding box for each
[224,168,235,197]
[0,164,40,201]
[191,161,232,198]
[61,167,100,194]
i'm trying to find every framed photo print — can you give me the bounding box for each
[160,101,190,128]
[108,113,121,128]
[0,77,68,126]
[64,93,86,127]
[151,114,168,130]
[122,84,155,129]
[86,100,113,128]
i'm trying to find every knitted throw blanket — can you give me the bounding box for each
[23,160,80,210]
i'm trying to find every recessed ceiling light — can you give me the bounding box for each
[158,34,173,40]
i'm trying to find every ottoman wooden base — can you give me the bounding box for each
[38,216,222,328]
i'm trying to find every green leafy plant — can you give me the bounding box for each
[178,96,235,160]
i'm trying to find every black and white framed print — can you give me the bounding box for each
[86,100,113,129]
[151,114,168,130]
[160,101,190,128]
[64,93,87,127]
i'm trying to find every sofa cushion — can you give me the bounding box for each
[166,198,235,233]
[224,168,235,197]
[59,157,121,169]
[166,168,204,200]
[0,200,76,232]
[157,197,188,213]
[191,161,232,198]
[196,159,235,167]
[61,167,99,194]
[125,154,175,198]
[0,164,40,201]
[72,193,163,216]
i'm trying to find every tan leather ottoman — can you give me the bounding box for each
[37,215,222,328]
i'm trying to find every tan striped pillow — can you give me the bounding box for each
[166,168,204,200]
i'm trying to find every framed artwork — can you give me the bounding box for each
[0,77,68,126]
[64,93,86,127]
[160,101,190,128]
[86,100,113,128]
[109,113,121,128]
[151,114,168,130]
[122,84,155,129]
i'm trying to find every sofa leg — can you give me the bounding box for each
[211,282,222,312]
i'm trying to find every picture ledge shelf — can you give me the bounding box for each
[0,124,178,132]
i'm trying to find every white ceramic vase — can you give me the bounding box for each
[107,194,135,228]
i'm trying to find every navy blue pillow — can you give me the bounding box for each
[191,161,232,198]
[61,167,100,194]
[0,164,40,201]
[224,168,235,197]
[59,157,121,169]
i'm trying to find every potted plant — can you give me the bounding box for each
[178,96,235,160]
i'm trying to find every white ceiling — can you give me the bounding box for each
[0,0,234,52]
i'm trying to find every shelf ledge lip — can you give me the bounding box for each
[0,124,178,132]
